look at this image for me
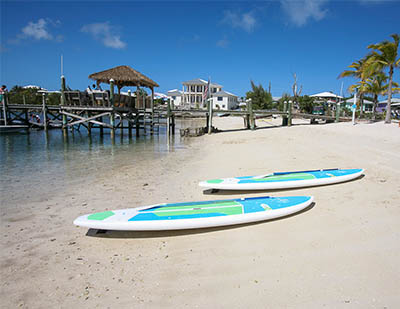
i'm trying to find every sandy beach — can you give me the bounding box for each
[1,117,399,308]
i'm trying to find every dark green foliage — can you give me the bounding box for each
[277,93,292,111]
[245,81,273,110]
[298,95,315,113]
[8,86,42,105]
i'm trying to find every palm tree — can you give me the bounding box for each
[367,34,400,123]
[362,73,389,121]
[339,58,367,116]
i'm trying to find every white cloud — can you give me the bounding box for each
[280,0,329,27]
[18,18,63,42]
[81,22,126,49]
[222,10,257,33]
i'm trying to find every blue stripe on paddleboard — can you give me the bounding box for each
[128,197,312,221]
[241,196,312,213]
[238,169,362,183]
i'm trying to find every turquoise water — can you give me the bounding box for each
[0,119,202,207]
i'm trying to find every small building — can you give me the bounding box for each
[211,90,238,110]
[376,98,400,113]
[168,78,240,109]
[310,91,343,104]
[343,97,374,112]
[181,78,222,108]
[167,89,183,108]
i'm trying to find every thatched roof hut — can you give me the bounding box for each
[89,65,159,89]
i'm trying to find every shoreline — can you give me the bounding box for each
[1,117,399,308]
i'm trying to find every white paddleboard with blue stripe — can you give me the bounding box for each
[199,168,364,190]
[73,196,314,231]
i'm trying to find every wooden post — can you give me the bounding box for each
[99,116,104,136]
[282,101,288,126]
[171,113,175,135]
[135,114,140,137]
[167,98,171,136]
[335,101,341,123]
[208,98,213,134]
[151,87,154,134]
[110,79,115,138]
[61,75,68,134]
[288,100,292,127]
[128,90,132,137]
[1,91,7,125]
[42,93,48,131]
[23,94,26,105]
[87,111,91,135]
[248,99,255,130]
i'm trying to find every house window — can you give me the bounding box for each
[212,88,217,93]
[191,85,196,92]
[172,96,176,100]
[222,105,225,108]
[217,97,223,101]
[197,85,202,92]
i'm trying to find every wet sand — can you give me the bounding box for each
[1,117,400,308]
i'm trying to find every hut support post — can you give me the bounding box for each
[151,87,154,134]
[288,100,292,127]
[135,114,140,137]
[110,79,115,137]
[128,90,132,137]
[42,93,48,131]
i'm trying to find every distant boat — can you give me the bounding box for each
[0,125,29,134]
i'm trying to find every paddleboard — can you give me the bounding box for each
[199,168,364,190]
[73,196,314,231]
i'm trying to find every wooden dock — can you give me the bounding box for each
[1,85,351,138]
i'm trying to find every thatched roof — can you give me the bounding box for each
[89,65,159,88]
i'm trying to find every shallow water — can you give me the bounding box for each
[0,119,204,208]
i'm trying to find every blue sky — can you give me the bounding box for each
[1,0,399,98]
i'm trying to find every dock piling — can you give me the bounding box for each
[42,93,48,131]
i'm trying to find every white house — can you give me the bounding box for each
[211,90,238,110]
[310,91,343,103]
[181,78,223,108]
[167,89,183,108]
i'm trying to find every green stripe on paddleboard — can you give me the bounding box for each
[154,205,243,217]
[255,173,316,182]
[206,179,224,184]
[88,211,115,221]
[151,201,240,212]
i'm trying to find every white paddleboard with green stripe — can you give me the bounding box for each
[73,196,313,231]
[199,168,364,190]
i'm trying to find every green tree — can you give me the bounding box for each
[362,73,396,121]
[366,34,400,123]
[298,95,315,114]
[339,57,371,117]
[245,80,272,110]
